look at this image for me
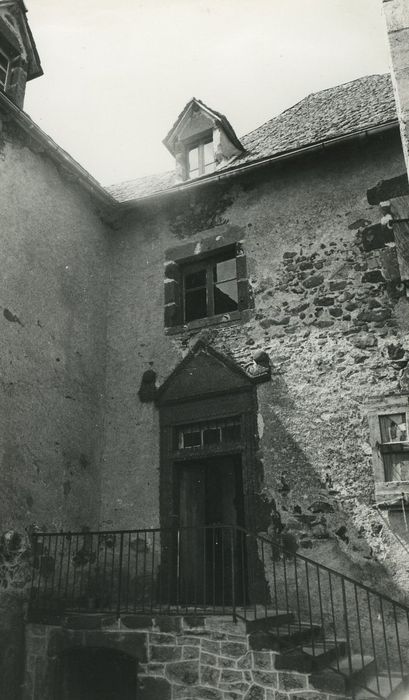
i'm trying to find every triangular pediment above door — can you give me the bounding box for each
[156,341,253,404]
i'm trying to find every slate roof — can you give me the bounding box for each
[107,73,398,203]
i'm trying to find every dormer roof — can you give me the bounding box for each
[163,97,244,156]
[0,0,42,81]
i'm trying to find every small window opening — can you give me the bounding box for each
[379,413,409,481]
[183,251,238,323]
[175,416,241,451]
[188,139,215,178]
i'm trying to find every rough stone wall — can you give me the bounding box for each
[102,129,409,597]
[24,615,349,700]
[0,118,110,698]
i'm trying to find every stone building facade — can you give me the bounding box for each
[2,1,409,699]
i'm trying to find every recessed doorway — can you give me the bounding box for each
[175,454,247,606]
[58,648,137,700]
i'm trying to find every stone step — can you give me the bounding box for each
[274,641,347,673]
[249,621,322,651]
[355,672,406,699]
[245,610,295,632]
[310,655,375,695]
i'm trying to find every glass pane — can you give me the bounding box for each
[379,414,407,443]
[182,431,201,448]
[222,423,241,442]
[204,162,216,174]
[185,288,207,322]
[185,269,207,290]
[0,53,8,70]
[215,258,236,283]
[203,141,214,166]
[188,146,199,171]
[214,280,238,315]
[383,452,409,481]
[203,428,220,446]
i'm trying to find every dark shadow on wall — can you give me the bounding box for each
[255,371,401,599]
[58,647,138,700]
[0,594,25,700]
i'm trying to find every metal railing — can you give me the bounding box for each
[29,525,409,698]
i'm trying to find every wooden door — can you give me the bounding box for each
[177,455,246,606]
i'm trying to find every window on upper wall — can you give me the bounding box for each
[183,252,238,323]
[163,239,253,331]
[188,139,215,179]
[378,412,409,482]
[368,398,409,505]
[0,47,9,91]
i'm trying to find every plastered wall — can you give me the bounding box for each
[102,129,409,596]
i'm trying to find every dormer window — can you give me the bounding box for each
[0,47,9,91]
[163,98,244,183]
[188,138,215,179]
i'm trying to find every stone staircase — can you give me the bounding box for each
[24,609,409,700]
[247,609,409,699]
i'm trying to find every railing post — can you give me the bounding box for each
[28,532,38,617]
[116,532,124,619]
[230,527,236,623]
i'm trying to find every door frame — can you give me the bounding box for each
[159,388,258,537]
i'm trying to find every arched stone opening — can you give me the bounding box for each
[58,647,138,700]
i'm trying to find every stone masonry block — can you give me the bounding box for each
[221,641,247,657]
[200,663,221,686]
[278,672,308,691]
[150,645,181,662]
[201,639,221,654]
[173,685,223,699]
[220,669,244,684]
[165,660,199,685]
[201,651,218,666]
[252,670,278,687]
[252,651,274,669]
[183,615,205,629]
[156,616,182,633]
[217,655,236,668]
[244,685,266,700]
[176,635,201,646]
[121,614,153,629]
[182,645,199,659]
[149,632,176,644]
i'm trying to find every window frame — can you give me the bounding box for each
[182,249,238,324]
[368,396,409,505]
[187,136,215,179]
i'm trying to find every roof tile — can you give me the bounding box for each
[107,74,398,203]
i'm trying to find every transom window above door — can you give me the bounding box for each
[183,252,238,323]
[175,416,241,451]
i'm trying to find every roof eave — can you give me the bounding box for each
[0,91,116,207]
[119,119,400,207]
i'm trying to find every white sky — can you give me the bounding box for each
[23,0,391,186]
